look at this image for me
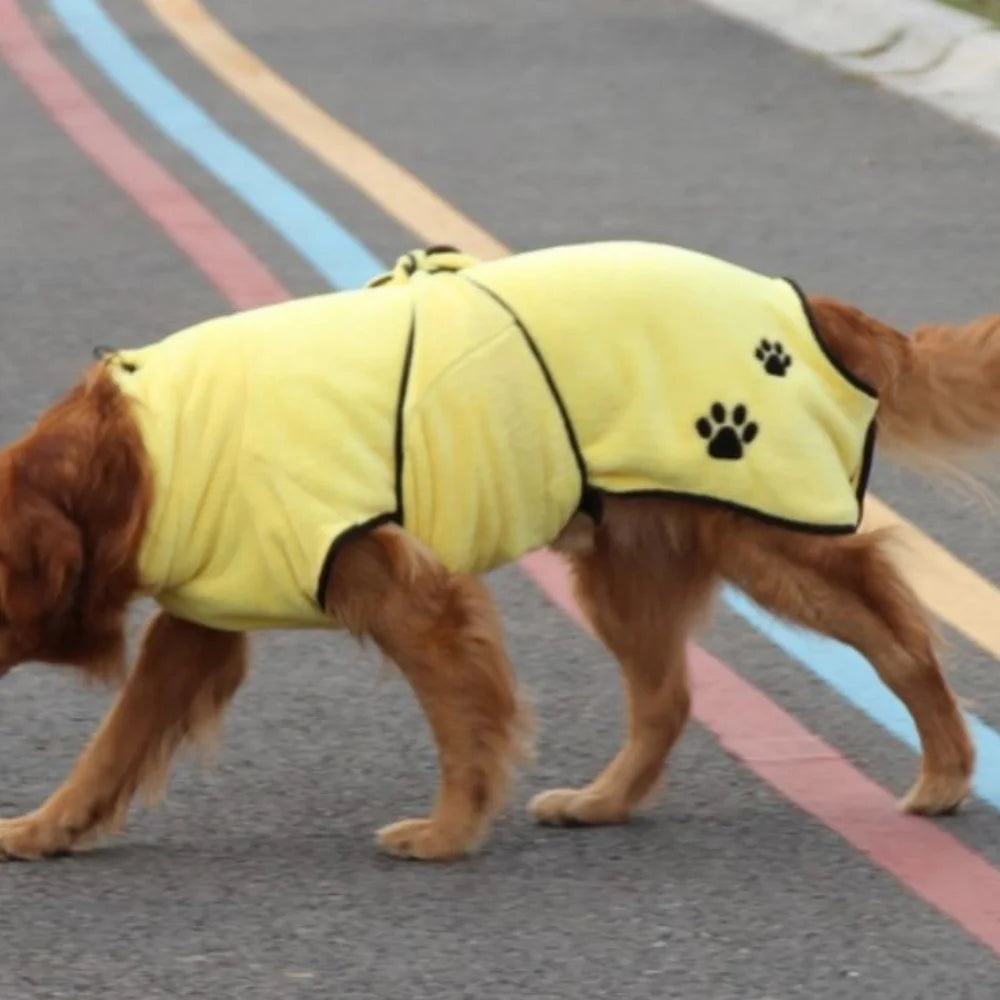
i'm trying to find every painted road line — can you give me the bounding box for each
[0,8,282,310]
[138,0,1000,805]
[147,0,508,260]
[146,0,1000,672]
[48,0,381,291]
[9,0,1000,954]
[523,549,1000,957]
[726,587,1000,813]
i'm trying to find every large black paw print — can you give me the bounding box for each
[755,339,792,377]
[696,402,759,460]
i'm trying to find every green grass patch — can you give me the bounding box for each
[936,0,1000,25]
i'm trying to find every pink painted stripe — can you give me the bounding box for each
[4,0,1000,956]
[0,0,284,311]
[521,549,1000,954]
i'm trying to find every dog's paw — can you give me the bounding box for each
[0,813,71,861]
[754,339,792,377]
[695,403,759,460]
[900,770,971,816]
[528,787,630,827]
[375,818,478,861]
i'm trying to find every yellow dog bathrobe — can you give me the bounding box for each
[103,241,878,632]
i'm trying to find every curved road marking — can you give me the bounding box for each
[524,548,1000,956]
[150,0,507,260]
[138,0,1000,806]
[729,588,1000,812]
[5,0,1000,954]
[0,3,282,309]
[48,0,381,291]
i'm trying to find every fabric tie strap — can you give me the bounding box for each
[365,245,479,288]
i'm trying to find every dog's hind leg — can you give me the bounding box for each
[325,525,529,860]
[718,522,974,815]
[531,503,717,826]
[0,613,248,860]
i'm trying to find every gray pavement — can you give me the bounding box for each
[2,1,1000,996]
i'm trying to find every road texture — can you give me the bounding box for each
[2,1,1000,997]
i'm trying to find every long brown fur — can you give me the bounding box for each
[0,367,151,683]
[0,294,996,861]
[811,298,1000,462]
[325,529,531,859]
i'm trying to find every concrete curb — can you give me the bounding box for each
[696,0,1000,137]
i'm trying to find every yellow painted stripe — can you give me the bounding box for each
[147,0,1000,661]
[146,0,506,261]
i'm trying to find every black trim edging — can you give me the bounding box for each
[393,312,417,520]
[315,513,399,609]
[596,485,866,535]
[314,307,417,608]
[783,277,879,399]
[461,275,590,511]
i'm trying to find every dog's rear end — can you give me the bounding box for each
[530,300,1000,830]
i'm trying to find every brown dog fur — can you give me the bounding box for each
[0,298,997,861]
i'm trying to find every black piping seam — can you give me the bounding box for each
[393,311,417,520]
[461,275,590,508]
[785,275,878,515]
[366,264,466,289]
[593,487,866,535]
[314,308,417,608]
[315,512,399,609]
[783,277,879,400]
[854,418,877,509]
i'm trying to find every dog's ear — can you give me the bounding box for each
[0,495,83,651]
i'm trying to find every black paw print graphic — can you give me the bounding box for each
[696,402,759,460]
[755,339,792,377]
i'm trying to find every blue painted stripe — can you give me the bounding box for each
[49,0,381,291]
[725,586,1000,812]
[54,0,1000,811]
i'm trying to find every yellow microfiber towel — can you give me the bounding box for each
[105,241,877,632]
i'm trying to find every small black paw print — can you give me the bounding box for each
[696,402,759,460]
[755,339,792,377]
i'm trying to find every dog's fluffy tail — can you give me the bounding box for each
[809,297,1000,475]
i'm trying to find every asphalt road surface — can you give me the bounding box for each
[2,1,1000,997]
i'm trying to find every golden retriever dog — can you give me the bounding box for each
[0,242,997,863]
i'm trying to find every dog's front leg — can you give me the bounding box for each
[326,525,531,860]
[0,613,247,860]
